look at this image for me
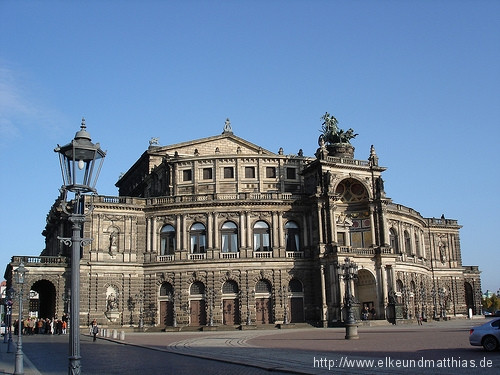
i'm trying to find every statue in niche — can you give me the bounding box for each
[109,231,118,255]
[105,286,121,322]
[438,241,447,263]
[107,292,118,311]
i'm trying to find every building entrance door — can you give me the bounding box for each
[290,297,304,323]
[223,298,240,325]
[190,300,207,326]
[255,298,272,324]
[160,300,174,326]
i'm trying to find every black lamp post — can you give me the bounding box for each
[135,290,145,330]
[278,286,290,325]
[5,289,14,351]
[338,257,359,339]
[55,118,105,375]
[14,262,28,375]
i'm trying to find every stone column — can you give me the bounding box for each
[369,204,377,247]
[320,264,328,327]
[176,215,181,260]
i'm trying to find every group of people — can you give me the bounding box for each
[12,313,69,335]
[362,305,377,320]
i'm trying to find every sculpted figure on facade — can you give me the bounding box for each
[318,112,358,146]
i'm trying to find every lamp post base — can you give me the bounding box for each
[345,323,359,340]
[14,351,24,375]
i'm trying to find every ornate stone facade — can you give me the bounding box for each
[4,120,482,328]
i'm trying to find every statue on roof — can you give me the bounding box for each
[318,112,358,146]
[223,118,233,134]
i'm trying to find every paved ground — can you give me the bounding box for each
[0,318,498,374]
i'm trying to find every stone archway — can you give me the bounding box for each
[355,269,378,319]
[30,280,57,319]
[464,282,475,315]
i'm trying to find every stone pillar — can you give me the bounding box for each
[146,217,151,253]
[331,203,338,243]
[176,215,181,260]
[317,204,324,254]
[320,264,328,327]
[239,212,246,249]
[207,212,213,250]
[369,205,377,247]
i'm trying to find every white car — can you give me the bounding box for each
[469,317,500,352]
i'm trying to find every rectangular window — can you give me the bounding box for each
[183,169,192,181]
[350,232,362,248]
[202,168,213,180]
[224,167,234,178]
[266,167,276,178]
[286,168,296,179]
[337,232,346,246]
[245,166,256,178]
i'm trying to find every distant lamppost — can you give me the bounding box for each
[135,290,145,329]
[166,291,180,328]
[420,285,427,321]
[55,118,106,375]
[431,286,438,320]
[278,286,290,325]
[14,262,28,375]
[438,288,447,318]
[205,287,215,327]
[6,288,14,352]
[244,288,255,325]
[338,257,359,340]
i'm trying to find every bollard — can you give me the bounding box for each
[112,329,118,339]
[119,331,125,340]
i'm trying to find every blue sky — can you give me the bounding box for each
[0,1,498,293]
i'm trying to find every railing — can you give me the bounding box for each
[147,192,302,206]
[286,251,304,259]
[188,253,206,260]
[336,246,375,255]
[254,251,273,258]
[220,252,239,259]
[156,255,174,262]
[11,256,68,265]
[326,156,370,167]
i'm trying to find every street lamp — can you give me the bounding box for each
[6,288,14,353]
[205,287,215,327]
[278,286,290,325]
[55,118,106,375]
[14,262,28,375]
[135,290,145,330]
[338,257,359,340]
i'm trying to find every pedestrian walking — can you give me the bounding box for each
[417,312,423,325]
[91,319,99,342]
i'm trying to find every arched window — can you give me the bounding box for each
[253,221,270,252]
[396,279,404,304]
[255,279,272,294]
[160,282,174,297]
[404,230,411,254]
[289,279,303,293]
[285,221,300,251]
[415,232,421,257]
[190,281,205,296]
[335,178,369,202]
[160,224,176,255]
[222,280,239,294]
[390,228,399,253]
[221,221,238,253]
[190,223,206,254]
